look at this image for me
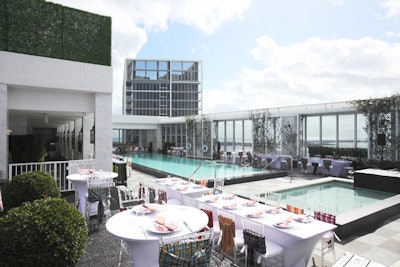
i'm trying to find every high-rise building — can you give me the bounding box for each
[123,59,202,117]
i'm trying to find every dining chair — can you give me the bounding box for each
[152,182,182,205]
[319,159,333,176]
[213,179,225,194]
[286,195,306,214]
[217,209,245,265]
[116,184,147,211]
[68,159,96,208]
[264,192,281,208]
[85,175,113,228]
[197,201,221,243]
[182,194,197,208]
[241,217,284,267]
[313,202,341,267]
[158,227,214,267]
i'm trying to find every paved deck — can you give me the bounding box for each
[75,169,400,267]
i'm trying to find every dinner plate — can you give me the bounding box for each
[223,205,239,210]
[294,216,314,223]
[192,185,204,189]
[223,195,236,200]
[242,201,258,207]
[265,207,281,214]
[246,212,264,218]
[133,204,157,214]
[148,223,180,234]
[273,221,293,229]
[176,187,188,191]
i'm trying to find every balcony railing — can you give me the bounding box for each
[8,159,95,192]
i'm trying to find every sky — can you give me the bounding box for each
[47,0,400,115]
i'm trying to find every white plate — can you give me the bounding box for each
[192,185,204,189]
[246,212,264,218]
[273,222,293,228]
[294,216,314,223]
[148,223,180,234]
[242,201,258,207]
[223,205,239,210]
[133,204,157,214]
[265,207,281,214]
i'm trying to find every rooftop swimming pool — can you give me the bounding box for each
[276,181,396,215]
[121,153,270,180]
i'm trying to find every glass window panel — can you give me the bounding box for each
[135,71,145,79]
[147,61,157,70]
[244,120,252,153]
[339,114,355,148]
[171,61,182,70]
[159,61,168,70]
[159,71,168,80]
[218,122,225,151]
[146,71,157,80]
[183,62,195,71]
[322,115,336,147]
[226,121,233,152]
[357,113,368,149]
[235,120,243,151]
[135,60,145,69]
[306,116,320,146]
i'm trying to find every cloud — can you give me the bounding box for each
[381,0,400,17]
[203,36,400,114]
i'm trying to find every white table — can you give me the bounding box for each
[106,204,209,267]
[197,193,337,267]
[66,171,118,216]
[151,177,212,203]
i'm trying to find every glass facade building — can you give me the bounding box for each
[123,59,202,117]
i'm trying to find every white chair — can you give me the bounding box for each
[241,217,284,267]
[313,202,341,267]
[264,192,281,208]
[182,194,196,208]
[213,179,225,194]
[116,184,147,211]
[85,175,113,227]
[217,209,245,265]
[318,159,333,176]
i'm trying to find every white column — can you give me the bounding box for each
[94,93,113,172]
[0,84,8,182]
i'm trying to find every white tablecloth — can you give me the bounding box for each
[66,171,118,216]
[197,193,336,267]
[151,177,212,203]
[106,204,209,267]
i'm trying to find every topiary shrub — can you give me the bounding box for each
[0,198,88,266]
[2,171,61,212]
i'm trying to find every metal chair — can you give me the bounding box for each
[158,228,214,267]
[241,217,284,267]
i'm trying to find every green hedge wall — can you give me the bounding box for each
[0,0,111,66]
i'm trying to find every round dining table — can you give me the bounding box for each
[66,171,118,216]
[106,204,209,267]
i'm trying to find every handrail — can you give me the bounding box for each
[262,155,294,183]
[188,160,217,183]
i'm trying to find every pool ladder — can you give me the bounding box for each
[262,155,294,183]
[188,160,216,183]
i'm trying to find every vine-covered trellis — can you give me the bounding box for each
[351,93,400,161]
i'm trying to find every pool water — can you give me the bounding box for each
[276,181,396,215]
[122,153,267,180]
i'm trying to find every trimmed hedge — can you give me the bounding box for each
[0,198,88,266]
[2,171,61,212]
[0,0,111,66]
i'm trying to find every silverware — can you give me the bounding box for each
[183,221,192,232]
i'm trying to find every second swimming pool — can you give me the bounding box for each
[275,181,396,215]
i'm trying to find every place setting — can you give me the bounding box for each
[148,215,180,234]
[132,203,159,215]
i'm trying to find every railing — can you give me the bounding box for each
[8,159,95,192]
